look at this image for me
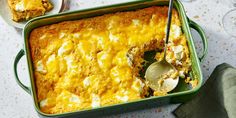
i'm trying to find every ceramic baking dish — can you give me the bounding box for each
[13,0,208,117]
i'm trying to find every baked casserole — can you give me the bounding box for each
[8,0,53,22]
[29,6,194,114]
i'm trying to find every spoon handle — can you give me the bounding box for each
[163,0,174,59]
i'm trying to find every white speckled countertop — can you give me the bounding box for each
[0,0,235,118]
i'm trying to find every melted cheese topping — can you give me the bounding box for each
[14,0,45,11]
[23,0,43,10]
[30,6,192,114]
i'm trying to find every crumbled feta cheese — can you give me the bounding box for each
[164,25,182,39]
[15,1,24,12]
[116,95,129,102]
[46,54,56,65]
[115,78,121,83]
[36,60,47,73]
[176,52,184,60]
[91,94,100,108]
[172,45,183,53]
[171,25,182,39]
[70,94,80,104]
[83,77,90,87]
[97,52,107,66]
[109,32,119,42]
[179,71,185,78]
[73,33,80,38]
[64,56,76,70]
[58,44,66,56]
[39,34,46,40]
[172,45,184,60]
[58,41,73,56]
[59,32,66,39]
[132,78,145,93]
[39,99,48,108]
[132,19,140,26]
[176,60,183,66]
[167,59,173,64]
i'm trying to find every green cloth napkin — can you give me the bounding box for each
[174,63,236,118]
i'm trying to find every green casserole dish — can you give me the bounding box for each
[13,0,208,117]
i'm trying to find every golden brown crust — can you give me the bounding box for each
[29,6,192,114]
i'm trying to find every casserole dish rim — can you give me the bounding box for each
[14,0,207,117]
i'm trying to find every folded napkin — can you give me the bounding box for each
[174,63,236,118]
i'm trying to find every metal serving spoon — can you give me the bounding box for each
[145,0,178,93]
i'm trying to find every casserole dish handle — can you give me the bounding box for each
[188,19,208,62]
[14,49,31,94]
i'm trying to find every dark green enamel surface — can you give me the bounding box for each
[13,0,208,117]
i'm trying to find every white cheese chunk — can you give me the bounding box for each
[58,47,66,57]
[73,33,81,38]
[69,94,80,104]
[115,78,121,83]
[97,51,111,69]
[167,58,173,64]
[179,71,185,78]
[171,25,182,39]
[172,45,183,53]
[64,56,77,71]
[15,1,24,12]
[83,77,90,87]
[132,19,140,26]
[165,25,182,39]
[39,99,48,108]
[172,45,184,60]
[39,34,47,40]
[109,32,119,42]
[58,41,72,56]
[132,78,145,93]
[91,94,100,108]
[46,54,56,65]
[176,60,183,66]
[36,60,47,73]
[116,95,129,102]
[59,32,66,39]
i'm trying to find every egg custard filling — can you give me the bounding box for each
[8,0,53,22]
[29,6,193,114]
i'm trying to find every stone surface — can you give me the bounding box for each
[0,0,235,118]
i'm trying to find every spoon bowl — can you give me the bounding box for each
[145,60,179,92]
